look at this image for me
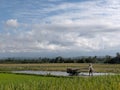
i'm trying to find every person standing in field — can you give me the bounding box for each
[88,63,94,76]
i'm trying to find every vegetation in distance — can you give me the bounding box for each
[0,73,119,90]
[0,52,120,64]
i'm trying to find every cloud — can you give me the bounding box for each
[5,19,19,28]
[1,0,120,56]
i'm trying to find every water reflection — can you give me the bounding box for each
[12,70,115,76]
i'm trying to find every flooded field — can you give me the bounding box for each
[12,70,115,76]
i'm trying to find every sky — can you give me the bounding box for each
[0,0,120,57]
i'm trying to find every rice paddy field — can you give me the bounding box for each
[0,63,120,90]
[0,73,119,90]
[0,63,120,73]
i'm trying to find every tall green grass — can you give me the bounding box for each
[0,73,119,90]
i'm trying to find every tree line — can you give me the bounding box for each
[0,53,120,64]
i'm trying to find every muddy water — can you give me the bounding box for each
[12,70,115,76]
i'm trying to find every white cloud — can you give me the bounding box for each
[5,19,19,28]
[1,0,120,56]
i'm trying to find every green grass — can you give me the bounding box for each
[0,73,120,90]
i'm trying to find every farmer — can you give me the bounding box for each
[88,63,94,76]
